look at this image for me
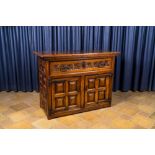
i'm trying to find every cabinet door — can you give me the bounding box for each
[51,77,81,112]
[85,74,112,107]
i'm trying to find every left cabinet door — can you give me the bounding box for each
[51,77,82,113]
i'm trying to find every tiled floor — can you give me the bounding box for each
[0,91,155,129]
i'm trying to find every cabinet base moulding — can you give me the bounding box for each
[47,101,111,119]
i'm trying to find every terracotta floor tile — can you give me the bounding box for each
[10,103,30,111]
[0,124,4,129]
[0,118,14,128]
[120,114,132,120]
[0,113,7,121]
[132,113,154,128]
[138,104,155,114]
[2,108,15,115]
[32,118,53,128]
[99,110,119,120]
[0,105,8,113]
[149,112,155,120]
[111,117,136,129]
[6,120,34,129]
[90,122,111,129]
[56,115,82,127]
[23,107,38,113]
[132,125,145,129]
[49,120,68,129]
[68,119,92,129]
[121,106,139,116]
[8,111,29,122]
[138,111,150,117]
[80,112,99,122]
[0,91,155,129]
[32,109,46,118]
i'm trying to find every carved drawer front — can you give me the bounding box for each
[50,58,112,76]
[85,74,112,107]
[51,77,81,112]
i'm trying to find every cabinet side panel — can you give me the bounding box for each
[38,58,49,114]
[109,57,115,101]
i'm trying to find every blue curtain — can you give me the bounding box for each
[0,26,155,91]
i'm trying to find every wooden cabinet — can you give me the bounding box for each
[34,52,120,119]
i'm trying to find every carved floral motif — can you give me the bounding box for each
[94,60,110,68]
[74,63,82,69]
[52,60,111,72]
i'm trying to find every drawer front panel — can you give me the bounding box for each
[50,58,112,75]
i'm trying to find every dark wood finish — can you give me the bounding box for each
[34,52,120,119]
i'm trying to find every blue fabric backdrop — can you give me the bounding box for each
[0,26,155,91]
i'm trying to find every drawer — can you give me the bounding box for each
[50,58,112,76]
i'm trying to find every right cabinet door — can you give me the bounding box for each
[85,74,112,107]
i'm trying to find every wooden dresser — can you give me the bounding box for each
[34,52,120,119]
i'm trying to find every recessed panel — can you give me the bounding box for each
[69,81,77,92]
[99,78,105,87]
[98,91,105,100]
[55,82,64,93]
[68,95,77,106]
[87,92,95,102]
[55,97,65,108]
[88,79,95,89]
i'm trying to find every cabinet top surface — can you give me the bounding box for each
[33,51,120,61]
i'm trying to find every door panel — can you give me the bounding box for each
[85,74,112,107]
[68,81,78,92]
[88,78,95,89]
[98,91,105,100]
[98,77,106,87]
[51,77,81,112]
[55,97,66,110]
[55,82,65,93]
[87,92,96,104]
